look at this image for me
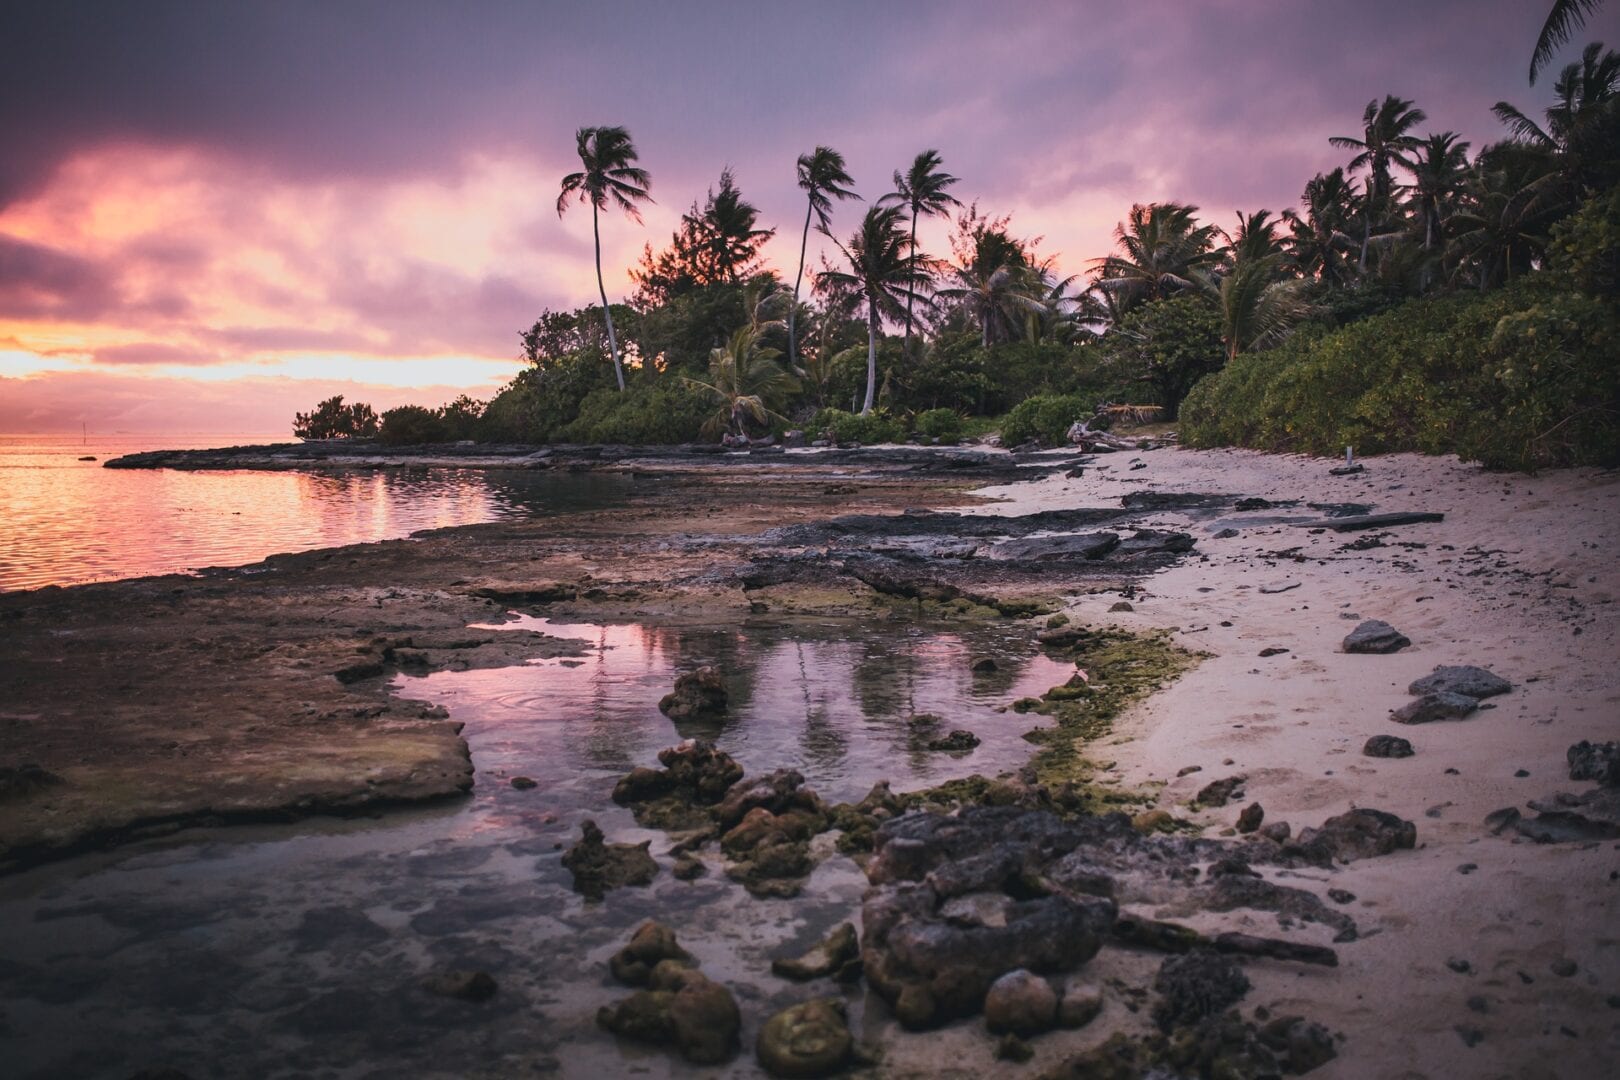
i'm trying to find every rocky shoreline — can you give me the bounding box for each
[3,444,1616,1078]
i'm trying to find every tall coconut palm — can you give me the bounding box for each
[1532,0,1605,82]
[1451,147,1562,290]
[790,147,859,372]
[880,150,962,357]
[1331,96,1427,270]
[1405,132,1473,251]
[1090,202,1221,313]
[1282,169,1360,286]
[557,126,652,392]
[818,205,933,415]
[691,168,774,284]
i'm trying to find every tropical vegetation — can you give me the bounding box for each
[296,19,1619,468]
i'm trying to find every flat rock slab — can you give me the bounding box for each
[1409,666,1511,699]
[1392,692,1479,724]
[1292,512,1444,533]
[987,532,1120,561]
[1342,620,1411,654]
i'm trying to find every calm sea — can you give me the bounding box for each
[0,434,628,593]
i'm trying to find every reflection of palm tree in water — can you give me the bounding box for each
[795,641,847,770]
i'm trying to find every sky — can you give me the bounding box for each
[2,0,1616,434]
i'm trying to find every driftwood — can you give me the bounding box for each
[1290,511,1445,533]
[1113,914,1338,967]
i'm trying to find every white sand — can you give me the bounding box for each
[970,446,1620,1079]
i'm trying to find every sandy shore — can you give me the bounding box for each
[970,446,1620,1078]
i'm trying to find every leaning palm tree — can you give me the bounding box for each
[880,150,962,356]
[1090,202,1221,313]
[817,205,933,415]
[557,126,652,392]
[683,324,800,440]
[1495,42,1620,195]
[1331,95,1427,270]
[1532,0,1605,82]
[790,147,859,372]
[1405,132,1473,256]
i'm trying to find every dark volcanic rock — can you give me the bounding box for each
[1392,692,1479,724]
[923,729,981,752]
[659,666,729,720]
[0,763,65,801]
[420,969,497,1002]
[1291,809,1416,864]
[1408,665,1511,699]
[597,960,740,1065]
[1295,511,1444,532]
[1568,741,1620,786]
[561,820,658,900]
[1152,951,1250,1031]
[771,922,860,982]
[1363,734,1415,758]
[611,740,745,828]
[1516,787,1620,841]
[1194,776,1246,808]
[716,769,825,831]
[984,969,1060,1037]
[1342,620,1411,654]
[1121,492,1234,510]
[610,921,692,986]
[1237,803,1265,833]
[755,998,853,1078]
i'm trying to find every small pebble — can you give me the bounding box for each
[510,776,538,790]
[1444,768,1460,775]
[1457,863,1478,874]
[1328,888,1356,905]
[1445,958,1473,974]
[1514,769,1530,778]
[1551,958,1578,977]
[1466,995,1488,1013]
[1455,1026,1484,1048]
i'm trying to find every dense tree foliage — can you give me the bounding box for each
[302,28,1618,467]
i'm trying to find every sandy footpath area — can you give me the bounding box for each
[972,446,1620,1079]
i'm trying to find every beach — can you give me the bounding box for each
[0,443,1615,1078]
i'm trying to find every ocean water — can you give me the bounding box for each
[0,434,629,592]
[0,614,1075,1079]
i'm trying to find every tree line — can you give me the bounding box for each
[295,16,1618,455]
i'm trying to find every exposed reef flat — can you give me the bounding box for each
[0,446,1183,872]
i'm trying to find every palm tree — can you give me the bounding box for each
[557,126,652,392]
[937,217,1044,347]
[691,168,774,284]
[1405,132,1473,253]
[1451,146,1562,290]
[1331,95,1427,270]
[1532,0,1605,82]
[818,205,933,415]
[1220,209,1286,265]
[1496,42,1620,194]
[683,323,800,440]
[1090,202,1221,313]
[790,147,859,372]
[880,150,962,357]
[1282,169,1360,286]
[1199,254,1317,363]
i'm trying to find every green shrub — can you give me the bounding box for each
[555,384,710,445]
[377,405,450,446]
[999,394,1092,447]
[913,408,965,442]
[811,407,905,445]
[1181,279,1620,470]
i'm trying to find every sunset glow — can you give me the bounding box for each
[3,0,1614,432]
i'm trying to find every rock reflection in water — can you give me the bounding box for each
[0,615,1071,1079]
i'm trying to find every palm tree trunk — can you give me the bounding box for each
[903,208,918,357]
[790,199,812,372]
[862,297,879,416]
[593,203,625,392]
